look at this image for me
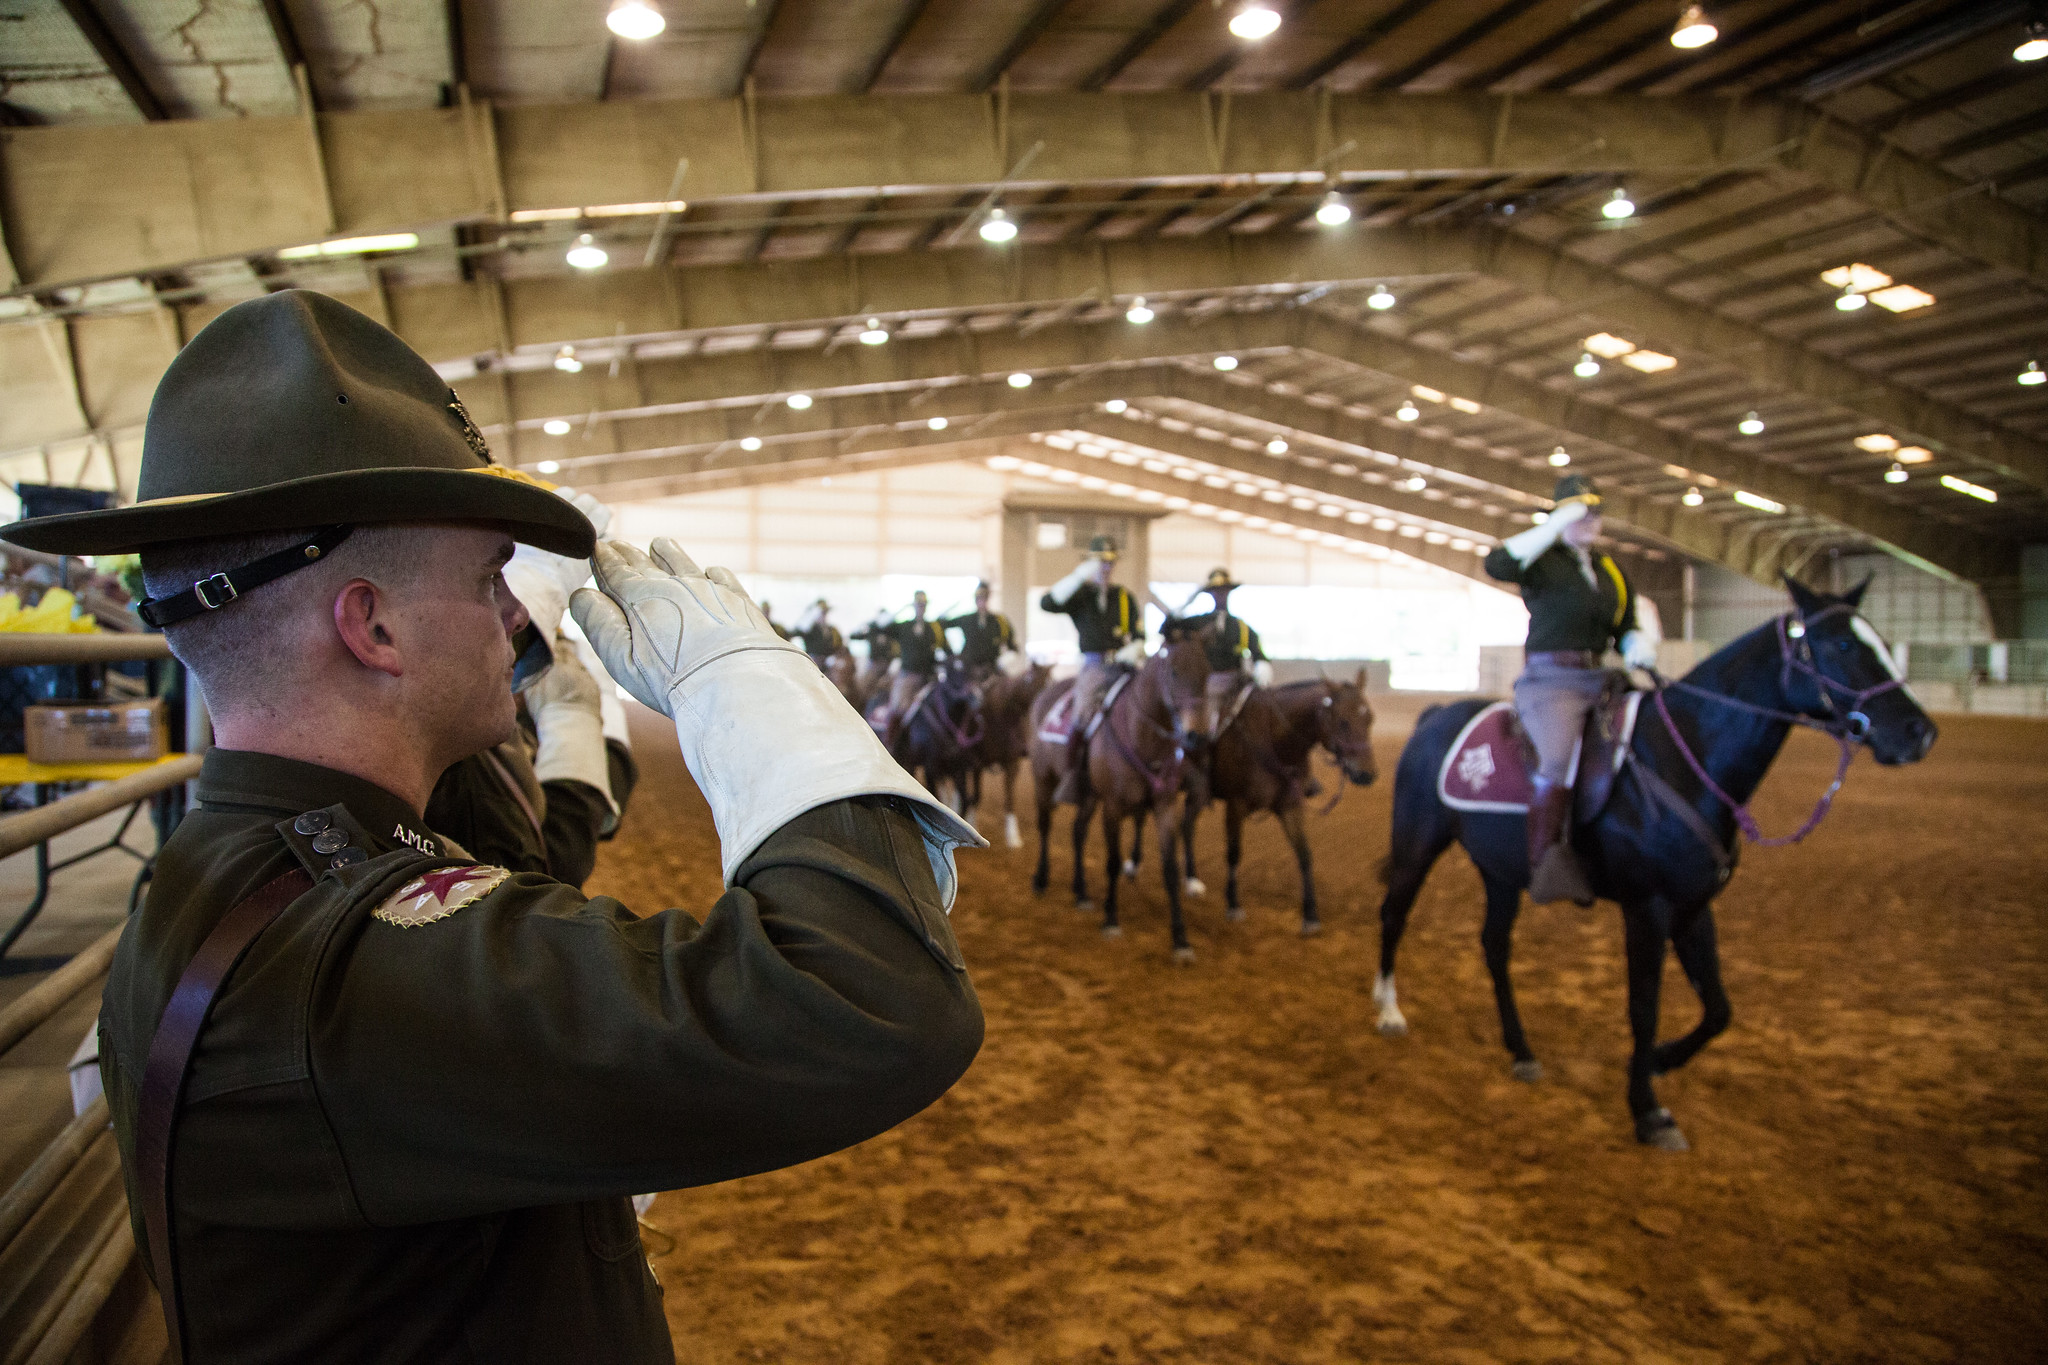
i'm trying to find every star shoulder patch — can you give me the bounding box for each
[374,865,512,928]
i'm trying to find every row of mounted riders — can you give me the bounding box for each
[792,576,1939,1153]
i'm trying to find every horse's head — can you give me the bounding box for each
[1315,668,1379,786]
[1153,616,1214,753]
[1782,576,1936,766]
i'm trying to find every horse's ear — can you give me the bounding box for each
[1843,574,1873,610]
[1354,665,1366,690]
[1781,573,1825,616]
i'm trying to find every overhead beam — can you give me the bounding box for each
[7,91,2042,291]
[55,0,167,121]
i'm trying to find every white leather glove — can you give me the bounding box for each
[571,539,984,893]
[1252,660,1275,687]
[1047,561,1093,606]
[504,490,612,640]
[1500,499,1585,567]
[526,632,615,810]
[1620,596,1663,671]
[1114,639,1146,666]
[567,632,632,750]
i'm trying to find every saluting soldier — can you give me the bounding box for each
[939,581,1019,682]
[758,600,792,640]
[1484,473,1660,904]
[793,597,845,666]
[426,491,635,888]
[1194,568,1276,736]
[0,291,985,1364]
[1040,536,1146,803]
[862,591,951,741]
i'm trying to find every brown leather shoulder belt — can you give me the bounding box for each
[136,867,314,1364]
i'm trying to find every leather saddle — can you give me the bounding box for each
[1438,671,1642,824]
[1035,668,1132,747]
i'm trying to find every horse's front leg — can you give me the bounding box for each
[1653,906,1732,1077]
[1278,802,1318,936]
[1124,805,1145,880]
[1223,802,1246,921]
[1001,759,1023,849]
[1179,792,1206,898]
[1031,762,1054,896]
[1156,793,1192,964]
[1622,901,1688,1150]
[1099,801,1123,938]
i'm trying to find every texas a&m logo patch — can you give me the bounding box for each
[374,865,511,928]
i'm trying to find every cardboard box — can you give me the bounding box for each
[25,699,168,764]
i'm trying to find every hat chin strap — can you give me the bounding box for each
[138,525,354,628]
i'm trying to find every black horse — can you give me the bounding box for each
[1373,578,1936,1151]
[890,662,984,815]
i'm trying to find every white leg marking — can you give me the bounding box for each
[1374,972,1409,1036]
[1184,876,1207,897]
[1004,813,1022,848]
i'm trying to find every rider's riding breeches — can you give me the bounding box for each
[1513,655,1606,783]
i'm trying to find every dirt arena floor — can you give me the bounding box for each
[588,701,2048,1364]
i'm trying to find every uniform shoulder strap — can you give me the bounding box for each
[1598,555,1629,629]
[136,866,314,1364]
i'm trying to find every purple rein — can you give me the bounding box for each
[1649,607,1903,849]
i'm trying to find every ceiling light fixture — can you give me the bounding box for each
[1822,263,1891,292]
[1104,399,1129,414]
[1396,401,1419,421]
[1602,188,1636,220]
[1895,446,1932,464]
[565,234,608,270]
[978,208,1018,244]
[606,0,665,40]
[2018,20,2048,61]
[1733,490,1786,514]
[1228,5,1282,40]
[1573,352,1601,378]
[1670,3,1718,48]
[740,436,763,451]
[1681,486,1704,507]
[1621,349,1677,373]
[2020,360,2046,386]
[786,393,812,410]
[1738,411,1765,436]
[1314,192,1352,226]
[858,318,888,345]
[1582,332,1637,359]
[1366,285,1397,311]
[1401,475,1427,492]
[1835,287,1868,311]
[553,346,582,374]
[928,416,949,431]
[1008,372,1033,388]
[1884,463,1908,484]
[1854,433,1900,453]
[1214,355,1238,371]
[277,233,419,260]
[1870,284,1935,313]
[536,459,561,474]
[1940,474,1997,503]
[1548,446,1572,467]
[542,419,571,437]
[1126,297,1154,324]
[1266,438,1289,454]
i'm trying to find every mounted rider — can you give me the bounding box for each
[1194,567,1275,737]
[1041,535,1145,803]
[939,582,1018,683]
[1483,473,1661,905]
[758,601,791,641]
[793,598,845,668]
[863,591,951,742]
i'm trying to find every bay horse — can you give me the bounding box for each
[967,662,1052,848]
[890,662,984,815]
[1028,625,1212,961]
[1372,578,1935,1150]
[1180,673,1380,936]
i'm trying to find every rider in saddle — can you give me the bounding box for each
[939,582,1019,684]
[1194,567,1275,737]
[863,591,951,742]
[1484,473,1661,905]
[1041,536,1146,803]
[793,598,845,669]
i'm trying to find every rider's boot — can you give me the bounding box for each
[1052,732,1089,805]
[1527,775,1593,906]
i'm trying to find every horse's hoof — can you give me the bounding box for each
[1635,1109,1690,1152]
[1100,924,1123,940]
[1299,919,1322,938]
[1376,1016,1408,1039]
[1225,906,1246,923]
[1511,1059,1544,1084]
[1121,860,1139,880]
[1074,899,1095,913]
[1184,877,1207,897]
[1171,946,1196,965]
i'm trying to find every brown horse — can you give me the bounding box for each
[1180,673,1379,936]
[822,650,865,711]
[967,662,1052,848]
[1028,626,1212,961]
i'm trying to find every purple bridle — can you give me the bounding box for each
[1649,605,1906,848]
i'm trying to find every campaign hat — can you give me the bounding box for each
[0,290,592,558]
[1551,473,1602,508]
[1086,534,1120,561]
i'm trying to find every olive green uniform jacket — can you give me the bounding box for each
[938,611,1016,671]
[100,748,982,1364]
[1482,542,1640,654]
